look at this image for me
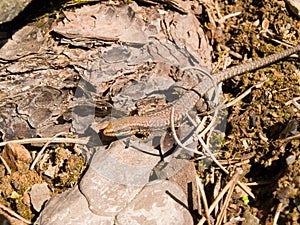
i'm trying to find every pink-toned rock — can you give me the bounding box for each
[0,143,32,172]
[34,186,115,225]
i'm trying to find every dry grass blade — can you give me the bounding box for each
[281,133,300,143]
[197,168,243,225]
[196,176,212,225]
[285,96,300,110]
[0,203,31,224]
[30,132,68,170]
[0,137,88,147]
[215,169,243,225]
[223,80,267,109]
[273,202,285,225]
[170,106,203,155]
[0,155,11,175]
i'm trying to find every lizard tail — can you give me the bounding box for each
[214,44,300,82]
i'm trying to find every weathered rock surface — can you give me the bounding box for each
[115,180,193,225]
[35,179,193,224]
[0,0,33,24]
[34,186,115,225]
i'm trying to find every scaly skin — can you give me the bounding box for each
[103,44,300,136]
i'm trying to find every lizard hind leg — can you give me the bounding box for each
[195,97,209,113]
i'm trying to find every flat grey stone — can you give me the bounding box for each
[79,140,160,216]
[34,186,114,225]
[116,180,193,225]
[30,183,50,212]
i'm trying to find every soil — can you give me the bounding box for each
[0,0,299,224]
[208,0,300,224]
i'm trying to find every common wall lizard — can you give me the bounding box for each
[102,44,300,136]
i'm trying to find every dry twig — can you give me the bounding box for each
[197,176,212,225]
[0,203,31,224]
[0,155,11,175]
[215,169,242,225]
[197,169,243,225]
[30,132,69,170]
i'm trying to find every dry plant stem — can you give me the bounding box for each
[197,112,218,138]
[215,169,242,225]
[197,176,212,225]
[194,115,208,134]
[30,132,68,170]
[285,96,300,110]
[214,175,222,216]
[219,43,243,59]
[0,155,11,175]
[186,113,199,127]
[286,97,300,103]
[223,80,266,109]
[273,202,284,225]
[206,79,266,116]
[219,11,242,24]
[223,217,245,224]
[260,34,296,49]
[196,176,202,215]
[282,133,300,143]
[196,177,203,214]
[0,137,88,147]
[170,107,203,154]
[0,203,31,224]
[201,0,218,29]
[214,0,221,18]
[237,181,254,198]
[177,108,254,199]
[198,137,228,172]
[195,80,220,138]
[198,130,255,198]
[197,169,243,225]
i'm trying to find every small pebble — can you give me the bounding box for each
[286,155,296,165]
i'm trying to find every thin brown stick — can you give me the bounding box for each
[0,203,31,224]
[215,169,242,225]
[285,96,300,110]
[282,133,300,143]
[197,176,212,225]
[197,169,243,225]
[219,43,243,59]
[0,155,11,175]
[223,80,266,109]
[214,175,222,216]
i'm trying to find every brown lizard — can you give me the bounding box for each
[102,44,300,136]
